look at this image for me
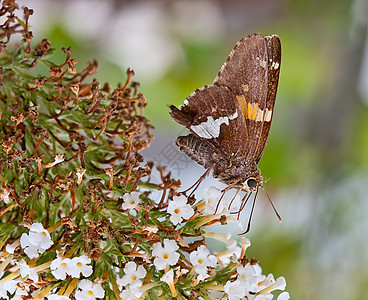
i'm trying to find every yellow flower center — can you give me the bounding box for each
[198,259,203,265]
[77,262,82,267]
[42,231,47,236]
[130,200,135,205]
[88,290,94,296]
[163,253,169,259]
[174,208,180,214]
[131,275,137,281]
[61,262,67,267]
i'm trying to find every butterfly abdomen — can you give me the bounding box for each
[176,134,214,169]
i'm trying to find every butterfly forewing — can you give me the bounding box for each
[213,33,268,96]
[213,34,269,162]
[254,35,281,163]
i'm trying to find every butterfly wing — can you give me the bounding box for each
[213,33,270,162]
[170,33,281,177]
[253,35,281,163]
[169,84,248,160]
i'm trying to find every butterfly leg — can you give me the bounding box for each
[212,184,240,214]
[227,187,243,211]
[180,166,212,197]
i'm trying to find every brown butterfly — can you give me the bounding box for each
[169,33,281,221]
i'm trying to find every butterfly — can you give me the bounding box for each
[169,33,281,213]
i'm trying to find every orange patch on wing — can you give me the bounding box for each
[237,95,265,122]
[236,95,247,117]
[247,102,263,121]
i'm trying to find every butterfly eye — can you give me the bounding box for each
[247,178,257,189]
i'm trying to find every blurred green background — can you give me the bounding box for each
[17,0,368,299]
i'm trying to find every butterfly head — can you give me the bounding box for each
[243,175,263,192]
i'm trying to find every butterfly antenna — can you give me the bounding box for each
[262,187,282,223]
[239,189,258,235]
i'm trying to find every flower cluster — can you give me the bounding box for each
[0,1,289,299]
[51,254,93,279]
[0,187,289,299]
[224,264,288,300]
[18,223,53,259]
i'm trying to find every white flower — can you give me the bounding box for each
[0,187,11,203]
[224,280,246,300]
[257,276,286,294]
[167,195,194,225]
[119,285,143,300]
[75,279,104,300]
[197,273,210,281]
[254,294,273,300]
[228,240,241,259]
[19,236,39,259]
[274,276,287,290]
[11,280,30,299]
[142,224,159,234]
[207,290,225,300]
[0,280,17,299]
[216,238,241,265]
[17,259,38,282]
[5,240,19,254]
[50,257,72,280]
[189,245,217,276]
[152,239,180,270]
[54,153,65,164]
[236,264,263,293]
[258,273,276,289]
[76,167,86,184]
[237,263,256,280]
[117,261,146,289]
[122,192,141,210]
[277,292,290,300]
[203,231,231,244]
[202,186,228,214]
[160,269,177,297]
[239,237,251,252]
[252,272,287,299]
[68,255,93,278]
[20,222,53,259]
[48,294,71,300]
[44,153,65,168]
[252,263,264,277]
